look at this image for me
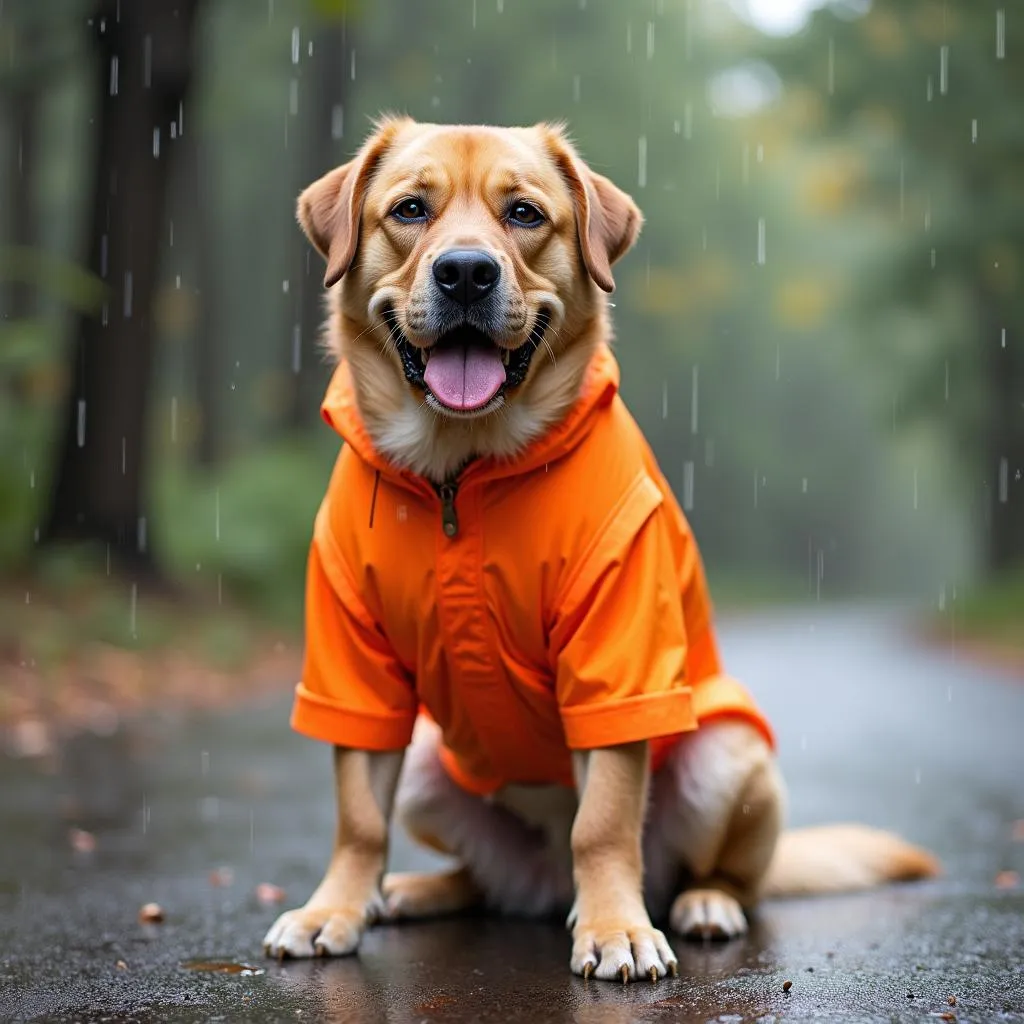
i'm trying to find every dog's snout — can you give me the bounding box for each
[432,249,501,306]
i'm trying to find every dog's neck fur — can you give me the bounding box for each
[330,298,608,485]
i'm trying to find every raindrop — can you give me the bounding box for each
[109,55,119,96]
[775,344,781,380]
[756,143,764,163]
[827,37,835,94]
[996,8,1005,59]
[971,118,978,143]
[282,279,290,294]
[626,22,632,55]
[690,366,699,434]
[913,468,919,510]
[472,0,477,28]
[661,381,668,419]
[898,159,904,220]
[171,397,178,443]
[926,75,933,101]
[572,75,581,103]
[308,40,313,58]
[77,400,86,447]
[1001,327,1006,347]
[292,324,301,373]
[998,457,1009,503]
[138,517,147,553]
[215,488,221,541]
[930,248,936,269]
[637,136,647,188]
[200,795,220,822]
[914,767,921,785]
[123,271,133,318]
[169,219,174,247]
[178,101,184,137]
[152,127,160,158]
[431,96,441,109]
[646,21,654,60]
[801,477,808,494]
[756,217,766,265]
[143,35,152,88]
[350,49,356,81]
[291,26,299,64]
[289,79,298,116]
[682,461,695,511]
[201,751,210,776]
[497,0,503,11]
[175,273,181,289]
[939,45,948,94]
[684,0,693,59]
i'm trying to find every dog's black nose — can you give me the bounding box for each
[432,249,500,306]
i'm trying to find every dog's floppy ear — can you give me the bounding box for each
[297,116,408,287]
[542,125,643,293]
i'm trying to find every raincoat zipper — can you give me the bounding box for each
[437,482,459,538]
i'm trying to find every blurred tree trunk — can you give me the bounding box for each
[182,126,221,468]
[40,0,201,576]
[283,18,353,432]
[6,84,38,320]
[983,296,1024,574]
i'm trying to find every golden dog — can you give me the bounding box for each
[263,117,939,982]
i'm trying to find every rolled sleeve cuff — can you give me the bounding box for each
[560,688,697,750]
[290,683,416,750]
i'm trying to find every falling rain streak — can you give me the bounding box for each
[77,401,86,447]
[682,461,694,511]
[998,458,1009,503]
[756,218,766,265]
[690,366,699,434]
[939,45,948,95]
[637,136,647,188]
[996,9,1006,59]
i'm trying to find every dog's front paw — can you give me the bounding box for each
[263,902,377,959]
[669,888,747,941]
[571,920,678,982]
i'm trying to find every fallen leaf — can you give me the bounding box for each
[256,883,285,905]
[139,902,165,923]
[208,866,235,887]
[995,870,1019,890]
[782,980,793,992]
[69,828,96,854]
[115,959,128,970]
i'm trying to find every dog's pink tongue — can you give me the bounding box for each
[423,341,506,410]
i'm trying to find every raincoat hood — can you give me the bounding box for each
[319,343,621,486]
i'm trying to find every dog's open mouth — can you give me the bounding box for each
[388,310,550,415]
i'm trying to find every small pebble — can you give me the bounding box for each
[947,995,957,1006]
[906,990,915,999]
[115,960,128,970]
[782,980,792,993]
[138,902,164,923]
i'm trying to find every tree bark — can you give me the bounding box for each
[283,17,352,432]
[6,84,38,321]
[40,0,201,576]
[984,308,1024,574]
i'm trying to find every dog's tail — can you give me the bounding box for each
[761,824,941,898]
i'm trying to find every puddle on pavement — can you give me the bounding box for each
[180,959,266,977]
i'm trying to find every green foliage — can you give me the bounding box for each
[157,439,332,627]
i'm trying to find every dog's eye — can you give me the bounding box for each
[508,201,544,227]
[391,198,428,222]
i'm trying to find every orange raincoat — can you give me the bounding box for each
[292,344,774,794]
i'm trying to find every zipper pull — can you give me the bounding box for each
[438,484,459,538]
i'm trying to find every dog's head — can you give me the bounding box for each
[298,117,642,429]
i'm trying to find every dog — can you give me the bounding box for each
[263,117,940,982]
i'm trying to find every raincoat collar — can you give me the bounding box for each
[320,343,621,491]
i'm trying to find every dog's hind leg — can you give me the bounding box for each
[387,717,575,919]
[645,719,784,941]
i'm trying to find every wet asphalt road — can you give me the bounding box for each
[1,605,1022,1023]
